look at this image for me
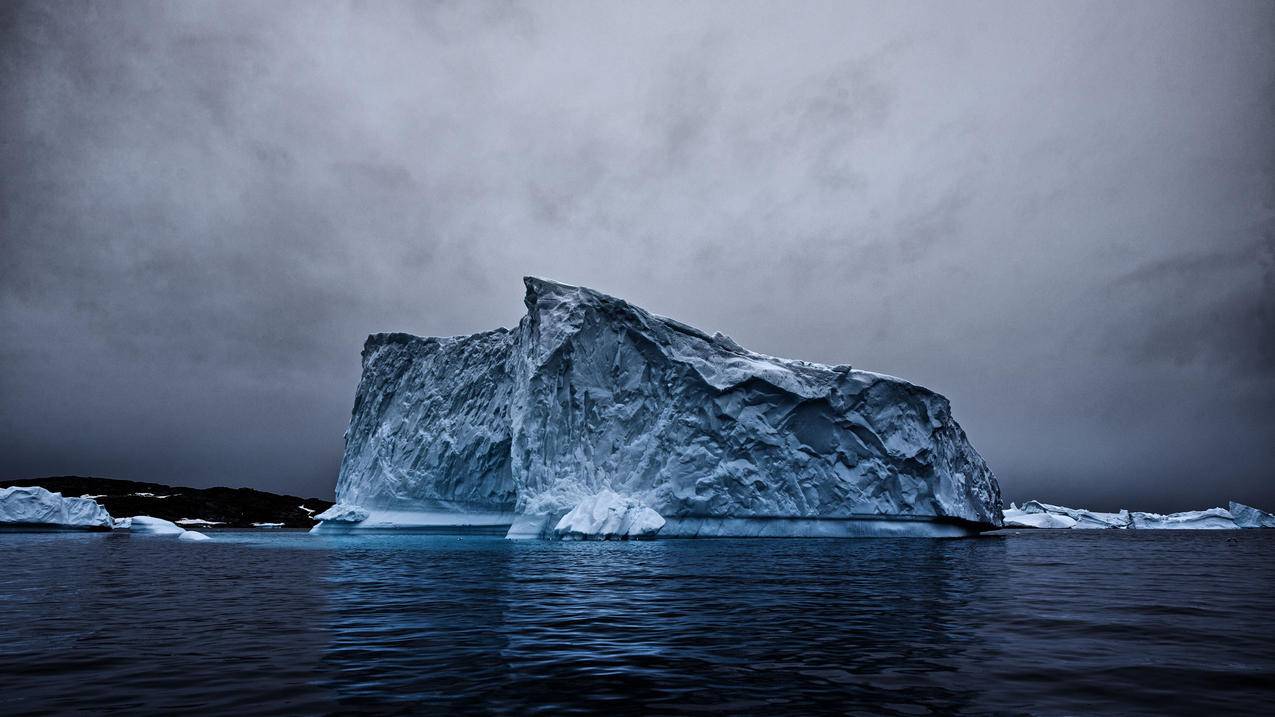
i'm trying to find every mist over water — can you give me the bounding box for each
[2,531,1272,715]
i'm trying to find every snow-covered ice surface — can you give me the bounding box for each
[1130,509,1239,530]
[1229,502,1275,529]
[0,486,112,531]
[127,516,187,535]
[318,277,1003,538]
[178,530,212,541]
[551,489,666,540]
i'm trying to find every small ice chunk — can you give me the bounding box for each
[1228,502,1275,529]
[313,504,370,523]
[127,516,186,535]
[178,530,212,541]
[252,522,285,528]
[553,489,666,540]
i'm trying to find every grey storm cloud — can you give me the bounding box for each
[2,0,1272,510]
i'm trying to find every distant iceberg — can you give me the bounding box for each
[1015,500,1130,529]
[1002,500,1275,530]
[1002,509,1078,529]
[1129,509,1238,530]
[1228,502,1275,529]
[178,530,212,542]
[315,278,1003,538]
[0,486,112,531]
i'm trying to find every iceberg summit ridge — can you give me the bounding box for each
[317,277,1003,538]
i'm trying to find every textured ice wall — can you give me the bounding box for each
[332,278,1003,535]
[0,486,112,530]
[335,330,518,513]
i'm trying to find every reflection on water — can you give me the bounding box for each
[2,531,1273,715]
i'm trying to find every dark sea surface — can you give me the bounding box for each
[1,530,1272,716]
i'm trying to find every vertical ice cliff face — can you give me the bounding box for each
[334,330,518,515]
[325,277,1003,537]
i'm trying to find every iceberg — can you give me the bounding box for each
[113,517,133,529]
[316,277,1003,538]
[253,522,285,529]
[552,489,666,540]
[1129,509,1239,530]
[1228,502,1275,529]
[1002,508,1078,529]
[127,516,187,535]
[178,530,212,541]
[0,485,112,531]
[1017,500,1130,529]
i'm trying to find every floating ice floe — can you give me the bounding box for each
[176,518,224,527]
[551,489,666,540]
[317,277,1003,538]
[0,486,112,531]
[252,522,284,529]
[178,530,212,541]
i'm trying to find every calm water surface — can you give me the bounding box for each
[1,530,1272,715]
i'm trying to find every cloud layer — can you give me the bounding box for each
[2,0,1272,510]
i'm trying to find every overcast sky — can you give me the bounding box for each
[2,0,1272,510]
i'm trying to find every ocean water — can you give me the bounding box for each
[1,530,1272,716]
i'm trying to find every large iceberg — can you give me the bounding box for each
[316,277,1003,538]
[0,486,112,531]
